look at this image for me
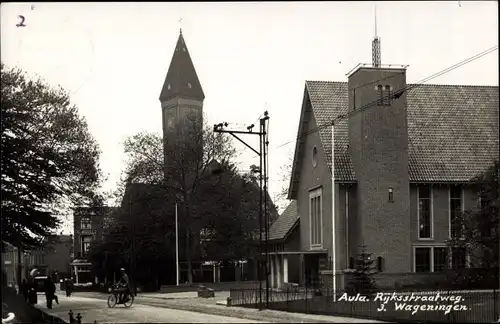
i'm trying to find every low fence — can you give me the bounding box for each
[229,287,499,323]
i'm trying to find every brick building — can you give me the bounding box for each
[268,40,498,290]
[71,206,118,284]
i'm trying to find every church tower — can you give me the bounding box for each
[159,29,205,176]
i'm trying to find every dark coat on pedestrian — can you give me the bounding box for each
[44,277,57,309]
[20,278,29,301]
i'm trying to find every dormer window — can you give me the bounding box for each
[187,82,192,88]
[168,84,171,90]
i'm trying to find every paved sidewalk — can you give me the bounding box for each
[72,291,384,323]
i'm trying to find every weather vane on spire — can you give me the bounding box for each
[178,17,184,34]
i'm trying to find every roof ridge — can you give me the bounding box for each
[304,80,497,88]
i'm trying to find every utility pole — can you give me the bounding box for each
[261,116,270,308]
[497,163,500,322]
[214,111,270,309]
[175,203,179,286]
[129,193,137,296]
[331,114,346,303]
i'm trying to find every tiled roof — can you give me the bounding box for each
[269,200,299,242]
[159,31,205,102]
[304,81,499,182]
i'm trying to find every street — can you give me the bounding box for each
[36,294,264,323]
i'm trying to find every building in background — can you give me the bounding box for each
[43,234,73,280]
[2,235,73,285]
[71,206,118,284]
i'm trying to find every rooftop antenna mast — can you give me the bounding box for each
[372,3,381,67]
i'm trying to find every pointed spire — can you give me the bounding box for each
[159,30,205,102]
[372,4,381,68]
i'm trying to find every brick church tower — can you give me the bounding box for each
[159,29,205,177]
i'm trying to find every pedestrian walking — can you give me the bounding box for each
[65,277,74,297]
[44,277,58,309]
[20,278,29,302]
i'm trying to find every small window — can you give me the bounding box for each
[377,256,384,272]
[80,217,92,230]
[182,47,186,52]
[377,85,392,106]
[187,82,192,89]
[384,85,391,105]
[312,146,318,167]
[349,257,355,269]
[168,84,171,90]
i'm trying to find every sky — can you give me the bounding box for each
[1,1,498,234]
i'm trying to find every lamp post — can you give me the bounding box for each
[175,203,179,286]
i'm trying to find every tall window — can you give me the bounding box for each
[309,188,323,249]
[81,236,92,256]
[418,185,432,239]
[80,217,92,230]
[450,185,463,238]
[414,246,448,273]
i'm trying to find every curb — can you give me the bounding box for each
[138,298,339,323]
[32,304,68,324]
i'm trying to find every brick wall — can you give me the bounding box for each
[297,106,333,255]
[347,67,412,273]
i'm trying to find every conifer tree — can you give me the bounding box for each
[346,244,377,295]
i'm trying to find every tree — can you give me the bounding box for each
[274,150,293,213]
[447,160,499,288]
[88,186,174,289]
[104,114,234,283]
[346,245,378,295]
[196,162,267,263]
[1,62,104,250]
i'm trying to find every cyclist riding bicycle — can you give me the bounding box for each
[117,268,131,303]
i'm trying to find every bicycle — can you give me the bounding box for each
[107,285,134,308]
